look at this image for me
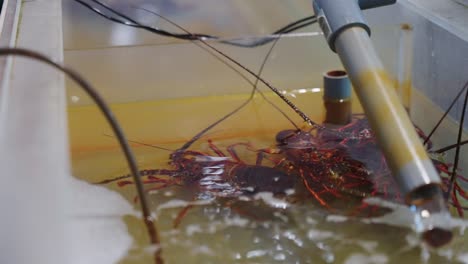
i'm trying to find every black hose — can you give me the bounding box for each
[0,48,163,264]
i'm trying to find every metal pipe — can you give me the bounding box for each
[334,27,442,198]
[323,70,352,126]
[313,0,452,240]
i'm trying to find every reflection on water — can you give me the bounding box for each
[64,0,310,50]
[113,180,468,263]
[111,144,468,263]
[69,91,468,263]
[74,136,468,264]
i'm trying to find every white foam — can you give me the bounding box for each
[458,252,468,264]
[306,216,318,225]
[274,211,289,223]
[69,217,132,264]
[191,245,215,256]
[67,176,135,264]
[163,190,174,197]
[364,197,468,262]
[68,176,138,217]
[274,253,286,261]
[283,230,304,247]
[361,198,430,231]
[155,199,212,214]
[186,224,203,236]
[344,253,388,264]
[363,197,468,231]
[246,249,267,259]
[307,230,335,241]
[357,241,378,253]
[224,216,249,227]
[254,192,290,209]
[326,214,348,223]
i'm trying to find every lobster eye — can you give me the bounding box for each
[275,129,299,144]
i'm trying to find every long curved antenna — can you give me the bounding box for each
[252,37,300,130]
[80,0,259,90]
[0,48,163,264]
[77,1,353,139]
[432,140,468,154]
[424,81,468,145]
[103,134,174,152]
[178,31,297,151]
[81,0,319,127]
[136,8,320,129]
[93,5,299,153]
[75,0,211,40]
[446,85,468,200]
[73,0,316,48]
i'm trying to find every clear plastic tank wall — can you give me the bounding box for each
[62,0,401,146]
[63,0,410,103]
[63,0,467,171]
[366,0,468,130]
[62,0,345,105]
[364,0,468,184]
[0,1,69,264]
[372,3,468,200]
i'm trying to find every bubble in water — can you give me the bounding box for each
[191,245,214,256]
[254,192,290,209]
[344,253,388,264]
[185,224,202,236]
[326,215,348,223]
[71,95,80,103]
[322,252,335,263]
[274,253,286,261]
[246,249,267,259]
[307,230,334,241]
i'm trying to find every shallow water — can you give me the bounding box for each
[69,90,468,263]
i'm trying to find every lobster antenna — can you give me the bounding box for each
[178,31,296,151]
[79,0,320,128]
[446,84,468,200]
[75,0,316,47]
[138,7,319,128]
[103,133,174,152]
[424,81,468,145]
[432,140,468,154]
[83,0,301,151]
[77,0,357,140]
[252,37,300,130]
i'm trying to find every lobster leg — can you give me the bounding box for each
[173,204,195,228]
[255,151,266,166]
[226,142,254,163]
[254,146,285,168]
[251,147,283,166]
[298,169,330,209]
[226,142,287,171]
[207,139,227,157]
